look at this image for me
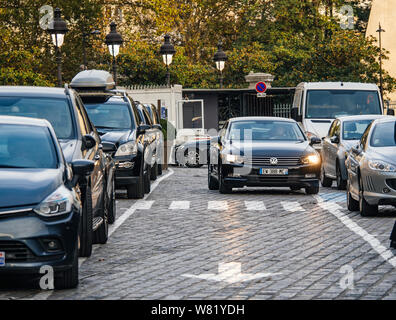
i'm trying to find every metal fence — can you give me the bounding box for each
[273,103,292,118]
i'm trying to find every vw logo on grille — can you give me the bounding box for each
[270,157,278,165]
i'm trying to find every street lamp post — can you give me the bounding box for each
[377,22,385,102]
[213,41,228,89]
[105,22,123,85]
[82,29,101,69]
[47,8,68,87]
[160,34,176,87]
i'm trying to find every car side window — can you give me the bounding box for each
[360,123,372,150]
[76,96,94,134]
[334,120,341,138]
[74,97,89,136]
[328,121,337,137]
[143,109,153,126]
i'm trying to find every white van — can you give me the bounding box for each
[291,82,390,147]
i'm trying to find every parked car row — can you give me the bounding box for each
[0,70,164,288]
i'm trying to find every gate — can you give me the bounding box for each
[243,91,294,118]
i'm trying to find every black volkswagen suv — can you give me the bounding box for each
[0,86,116,258]
[71,70,153,199]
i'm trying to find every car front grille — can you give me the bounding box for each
[246,157,301,167]
[0,241,36,263]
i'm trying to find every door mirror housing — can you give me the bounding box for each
[101,141,117,153]
[70,160,95,187]
[387,109,395,116]
[310,137,322,145]
[82,134,96,150]
[351,145,361,155]
[137,124,151,135]
[152,124,162,130]
[330,136,340,144]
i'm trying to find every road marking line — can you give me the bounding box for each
[315,195,396,268]
[169,201,190,210]
[208,201,228,211]
[31,169,174,299]
[281,201,305,212]
[244,201,266,211]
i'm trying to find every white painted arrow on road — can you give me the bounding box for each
[182,262,281,284]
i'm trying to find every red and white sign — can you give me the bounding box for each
[255,82,267,93]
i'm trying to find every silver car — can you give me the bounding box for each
[321,115,386,190]
[346,117,396,216]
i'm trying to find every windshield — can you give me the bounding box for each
[228,120,306,142]
[370,122,396,147]
[306,90,381,119]
[0,97,75,139]
[343,119,375,140]
[85,103,135,130]
[0,124,58,169]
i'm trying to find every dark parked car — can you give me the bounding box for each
[135,102,163,181]
[0,86,116,258]
[0,116,94,289]
[71,70,153,199]
[321,115,386,190]
[208,117,322,194]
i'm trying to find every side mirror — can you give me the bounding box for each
[330,136,340,144]
[70,160,95,187]
[351,145,361,155]
[137,124,151,135]
[152,124,162,130]
[82,134,96,150]
[310,137,322,145]
[387,109,395,116]
[102,141,117,153]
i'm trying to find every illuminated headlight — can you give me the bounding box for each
[34,186,73,217]
[302,154,321,165]
[368,160,396,172]
[223,154,245,164]
[115,142,137,157]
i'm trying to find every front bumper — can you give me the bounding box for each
[363,172,396,206]
[222,164,320,188]
[114,155,140,187]
[0,208,79,274]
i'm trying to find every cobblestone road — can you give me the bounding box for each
[1,167,396,300]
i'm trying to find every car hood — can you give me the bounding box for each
[98,130,134,147]
[59,139,78,163]
[372,147,396,164]
[226,140,312,157]
[303,119,333,139]
[0,169,63,208]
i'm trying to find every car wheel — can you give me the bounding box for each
[218,164,232,194]
[93,193,108,245]
[79,186,93,258]
[150,162,158,181]
[185,149,203,168]
[336,163,347,190]
[158,163,163,176]
[305,185,319,195]
[347,180,359,211]
[359,176,378,216]
[320,164,333,187]
[55,240,79,289]
[144,165,151,194]
[127,160,144,199]
[208,165,219,190]
[391,241,396,249]
[108,178,116,224]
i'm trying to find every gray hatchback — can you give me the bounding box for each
[346,117,396,216]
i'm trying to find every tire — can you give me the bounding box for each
[107,178,116,224]
[218,164,232,194]
[93,194,108,245]
[55,240,79,289]
[347,179,359,211]
[305,185,319,195]
[158,163,163,176]
[185,149,203,168]
[79,186,93,258]
[150,162,158,181]
[290,186,301,191]
[127,160,144,199]
[320,164,333,187]
[208,165,219,190]
[359,176,378,216]
[336,163,347,190]
[391,241,396,249]
[144,166,151,194]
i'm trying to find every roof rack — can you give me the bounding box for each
[70,70,116,91]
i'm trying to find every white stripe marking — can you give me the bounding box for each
[281,201,305,212]
[244,201,266,211]
[315,195,396,268]
[208,201,228,211]
[169,201,190,210]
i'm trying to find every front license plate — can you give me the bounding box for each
[259,168,288,175]
[0,252,5,266]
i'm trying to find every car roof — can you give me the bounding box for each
[0,115,51,127]
[228,116,296,123]
[0,86,68,98]
[336,115,388,122]
[295,82,379,91]
[372,116,396,125]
